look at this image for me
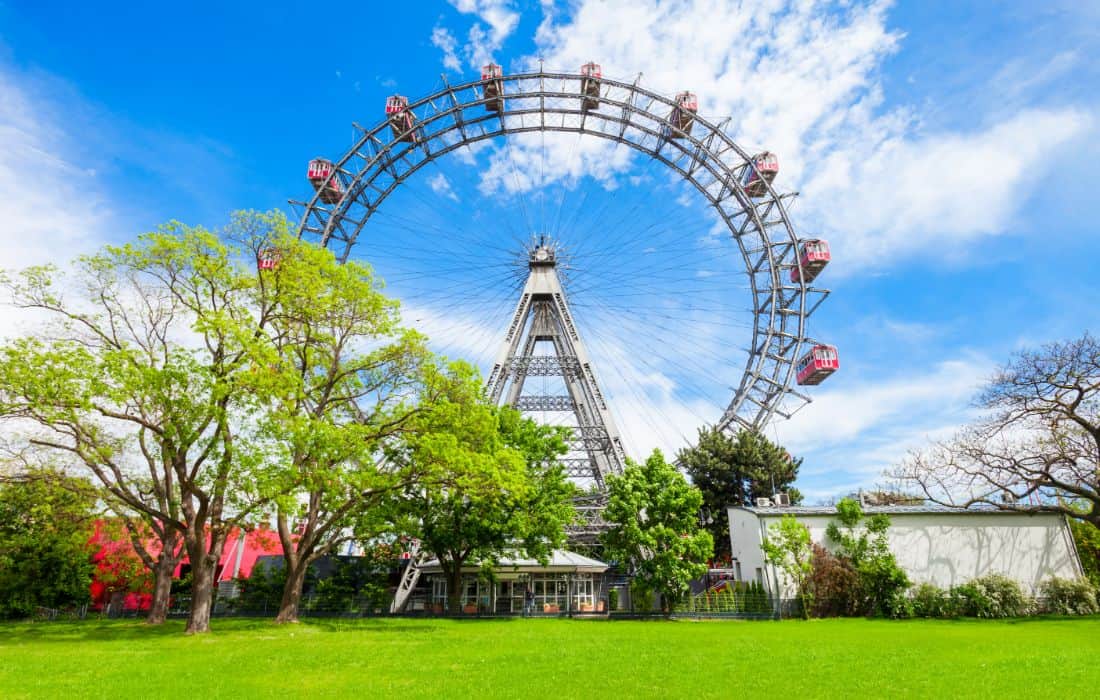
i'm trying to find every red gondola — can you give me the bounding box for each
[742,152,779,197]
[795,345,839,386]
[580,62,602,110]
[386,95,419,143]
[669,91,698,137]
[307,158,342,204]
[257,247,280,271]
[481,63,504,112]
[789,239,831,283]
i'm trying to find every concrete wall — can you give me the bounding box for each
[728,507,1084,598]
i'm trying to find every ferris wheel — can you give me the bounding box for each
[290,62,838,463]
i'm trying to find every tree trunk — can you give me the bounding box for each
[446,565,463,615]
[146,544,180,625]
[184,531,226,634]
[186,557,215,634]
[275,561,309,624]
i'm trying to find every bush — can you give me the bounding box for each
[808,545,860,617]
[630,582,654,613]
[1039,577,1099,615]
[608,588,619,611]
[911,583,954,618]
[950,574,1031,618]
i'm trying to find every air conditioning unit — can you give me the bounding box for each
[755,497,772,508]
[773,492,791,507]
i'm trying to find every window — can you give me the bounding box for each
[735,561,742,581]
[756,567,764,586]
[572,575,595,609]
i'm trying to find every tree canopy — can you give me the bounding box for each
[762,515,813,619]
[677,427,801,559]
[0,212,314,631]
[602,449,712,613]
[0,470,99,618]
[389,363,575,613]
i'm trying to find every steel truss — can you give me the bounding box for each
[293,69,830,433]
[487,245,626,494]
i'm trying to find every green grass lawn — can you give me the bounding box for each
[1,616,1096,698]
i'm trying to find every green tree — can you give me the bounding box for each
[0,212,293,633]
[603,449,713,614]
[391,364,575,613]
[0,471,99,618]
[826,498,910,616]
[1069,518,1100,587]
[237,228,431,623]
[761,515,813,619]
[678,427,801,559]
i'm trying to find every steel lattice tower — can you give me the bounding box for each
[486,241,626,485]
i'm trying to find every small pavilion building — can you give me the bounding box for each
[415,550,610,614]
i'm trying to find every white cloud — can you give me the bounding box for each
[437,0,1094,268]
[769,354,995,501]
[0,65,116,340]
[0,69,111,272]
[427,172,459,201]
[476,131,635,194]
[805,108,1092,266]
[437,0,521,71]
[431,27,462,73]
[777,356,990,453]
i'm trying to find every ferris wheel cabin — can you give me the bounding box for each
[307,158,342,204]
[789,239,831,283]
[742,152,779,197]
[669,92,698,137]
[386,95,419,143]
[795,345,839,386]
[482,63,505,112]
[257,247,281,271]
[580,62,602,110]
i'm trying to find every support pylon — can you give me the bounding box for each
[486,240,627,541]
[391,241,627,611]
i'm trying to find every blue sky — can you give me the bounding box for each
[1,1,1097,501]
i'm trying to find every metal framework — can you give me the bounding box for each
[293,69,830,433]
[485,242,626,539]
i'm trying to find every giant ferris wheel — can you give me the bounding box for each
[290,63,839,556]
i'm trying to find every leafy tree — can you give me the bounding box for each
[603,449,713,614]
[0,212,293,632]
[237,228,430,623]
[678,427,801,559]
[826,498,910,617]
[0,471,99,618]
[391,365,575,613]
[895,333,1099,526]
[1069,518,1100,587]
[761,514,813,619]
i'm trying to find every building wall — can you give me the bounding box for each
[729,507,1084,598]
[728,507,768,586]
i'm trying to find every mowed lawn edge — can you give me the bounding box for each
[1,616,1096,699]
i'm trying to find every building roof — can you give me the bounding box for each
[420,549,608,574]
[733,504,1064,518]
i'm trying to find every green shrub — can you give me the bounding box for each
[1038,577,1099,615]
[950,574,1031,618]
[911,583,954,618]
[886,589,914,619]
[630,582,654,613]
[608,588,619,611]
[808,544,861,617]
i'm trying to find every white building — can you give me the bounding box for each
[414,549,610,614]
[728,505,1084,598]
